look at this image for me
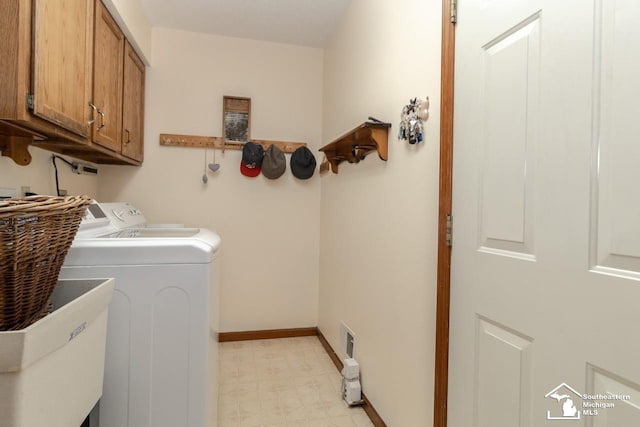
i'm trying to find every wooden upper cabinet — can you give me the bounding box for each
[31,0,94,137]
[122,41,145,162]
[92,0,124,153]
[0,0,145,165]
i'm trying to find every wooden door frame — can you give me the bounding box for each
[433,0,456,426]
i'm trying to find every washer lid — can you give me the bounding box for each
[65,228,221,265]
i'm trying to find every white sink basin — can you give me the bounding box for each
[0,278,114,427]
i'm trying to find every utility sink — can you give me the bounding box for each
[0,278,114,427]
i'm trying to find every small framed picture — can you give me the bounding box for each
[222,96,251,144]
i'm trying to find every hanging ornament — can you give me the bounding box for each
[399,97,429,144]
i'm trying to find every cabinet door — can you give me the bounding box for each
[121,41,145,162]
[32,0,94,137]
[92,0,124,152]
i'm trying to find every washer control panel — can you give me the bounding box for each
[100,202,147,229]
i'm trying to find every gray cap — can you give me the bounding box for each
[261,145,286,179]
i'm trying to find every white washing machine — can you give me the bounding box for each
[60,202,220,427]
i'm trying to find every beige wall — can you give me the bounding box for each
[97,28,323,332]
[0,147,97,198]
[102,0,152,63]
[319,0,442,425]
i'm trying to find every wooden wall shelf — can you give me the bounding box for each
[159,133,306,154]
[319,121,391,174]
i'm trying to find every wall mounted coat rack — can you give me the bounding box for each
[159,133,306,154]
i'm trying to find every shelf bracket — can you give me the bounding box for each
[0,136,33,166]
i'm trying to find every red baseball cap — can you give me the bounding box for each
[240,142,264,177]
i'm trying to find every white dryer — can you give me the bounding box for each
[60,202,220,427]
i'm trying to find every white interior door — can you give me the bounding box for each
[449,0,640,425]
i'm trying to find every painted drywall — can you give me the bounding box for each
[102,0,152,63]
[318,0,442,425]
[0,147,97,198]
[97,27,323,332]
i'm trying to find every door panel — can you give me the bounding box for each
[450,0,640,426]
[475,317,533,427]
[590,365,640,427]
[592,0,640,277]
[32,0,93,137]
[92,0,123,152]
[479,14,539,259]
[121,41,145,162]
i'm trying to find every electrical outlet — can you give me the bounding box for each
[72,162,98,175]
[340,321,356,358]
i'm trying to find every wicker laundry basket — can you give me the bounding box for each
[0,195,91,330]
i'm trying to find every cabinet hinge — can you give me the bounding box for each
[450,0,458,24]
[26,93,34,111]
[446,214,453,248]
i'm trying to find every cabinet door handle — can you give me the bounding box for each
[88,102,98,126]
[96,110,105,132]
[124,129,131,144]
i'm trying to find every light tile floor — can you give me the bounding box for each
[218,336,373,427]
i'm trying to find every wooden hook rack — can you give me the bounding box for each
[159,133,306,154]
